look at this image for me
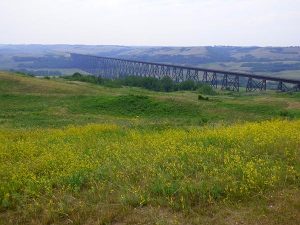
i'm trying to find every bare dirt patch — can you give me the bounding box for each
[287,101,300,109]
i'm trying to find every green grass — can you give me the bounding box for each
[0,71,300,225]
[68,94,211,118]
[0,71,299,129]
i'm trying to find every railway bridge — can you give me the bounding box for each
[70,53,300,92]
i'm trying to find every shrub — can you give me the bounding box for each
[197,84,217,95]
[141,77,161,91]
[198,94,209,101]
[279,110,295,118]
[65,73,104,84]
[160,76,175,92]
[63,74,219,94]
[122,75,144,87]
[72,72,82,78]
[177,80,197,91]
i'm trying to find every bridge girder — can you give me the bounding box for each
[70,53,300,92]
[246,77,266,92]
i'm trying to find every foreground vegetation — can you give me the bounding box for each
[0,71,300,224]
[1,120,300,224]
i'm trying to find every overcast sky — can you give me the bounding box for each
[0,0,299,46]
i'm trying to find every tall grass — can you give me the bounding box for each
[1,120,299,212]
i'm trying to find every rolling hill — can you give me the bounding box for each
[1,45,300,79]
[0,71,300,224]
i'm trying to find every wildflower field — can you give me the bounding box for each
[0,72,300,224]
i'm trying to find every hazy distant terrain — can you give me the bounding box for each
[0,45,300,79]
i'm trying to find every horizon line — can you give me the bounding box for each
[1,43,300,48]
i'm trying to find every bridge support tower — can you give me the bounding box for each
[221,74,239,92]
[246,78,266,92]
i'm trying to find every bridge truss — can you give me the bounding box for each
[70,53,300,92]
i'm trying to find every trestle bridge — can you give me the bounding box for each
[70,53,300,92]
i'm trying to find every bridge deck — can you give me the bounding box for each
[70,53,300,85]
[70,53,300,92]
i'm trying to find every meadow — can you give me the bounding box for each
[0,71,300,224]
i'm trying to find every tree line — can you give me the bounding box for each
[64,73,217,95]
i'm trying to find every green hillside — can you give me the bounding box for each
[0,72,300,225]
[1,71,300,129]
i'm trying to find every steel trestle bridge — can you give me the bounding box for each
[70,53,300,92]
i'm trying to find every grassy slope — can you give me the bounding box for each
[0,71,300,129]
[0,72,300,225]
